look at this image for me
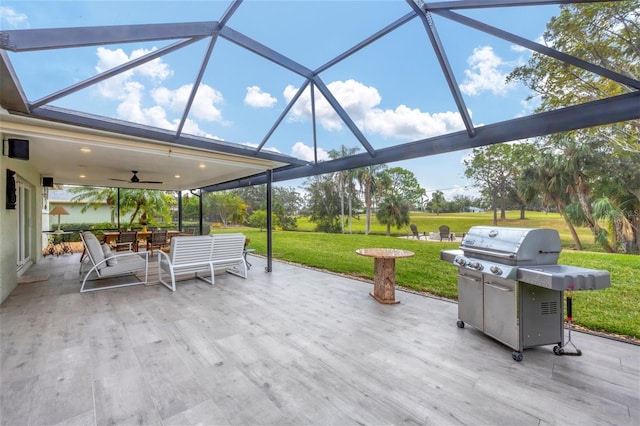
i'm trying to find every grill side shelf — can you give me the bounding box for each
[517,265,611,291]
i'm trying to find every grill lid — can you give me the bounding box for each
[460,226,561,266]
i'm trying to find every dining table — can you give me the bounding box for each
[356,248,414,304]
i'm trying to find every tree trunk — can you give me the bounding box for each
[520,206,526,220]
[386,223,391,236]
[340,188,345,234]
[557,200,583,250]
[348,195,353,234]
[575,187,615,253]
[365,185,372,235]
[634,213,640,253]
[492,193,498,225]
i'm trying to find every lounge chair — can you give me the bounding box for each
[439,225,454,241]
[79,231,149,292]
[409,224,423,240]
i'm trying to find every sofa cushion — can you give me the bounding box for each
[99,253,146,277]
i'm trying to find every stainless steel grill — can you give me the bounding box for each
[441,226,611,361]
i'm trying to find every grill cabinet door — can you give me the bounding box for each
[458,270,483,330]
[520,282,564,348]
[483,277,518,351]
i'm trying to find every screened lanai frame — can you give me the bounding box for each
[1,0,639,268]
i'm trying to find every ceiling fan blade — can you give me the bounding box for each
[109,171,162,184]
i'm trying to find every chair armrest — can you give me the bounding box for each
[114,242,133,250]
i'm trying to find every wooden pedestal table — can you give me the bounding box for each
[356,248,414,304]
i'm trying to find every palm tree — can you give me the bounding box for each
[329,145,360,234]
[376,194,410,236]
[592,197,635,252]
[553,135,615,253]
[69,186,171,228]
[69,186,117,224]
[521,151,584,250]
[357,164,387,235]
[119,189,169,228]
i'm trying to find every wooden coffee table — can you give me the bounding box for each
[356,248,414,304]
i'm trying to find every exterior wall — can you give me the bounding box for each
[0,138,44,304]
[47,201,111,230]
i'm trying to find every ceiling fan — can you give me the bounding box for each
[109,170,163,184]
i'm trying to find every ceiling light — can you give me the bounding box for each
[79,174,86,178]
[174,174,181,178]
[198,163,206,169]
[80,148,91,153]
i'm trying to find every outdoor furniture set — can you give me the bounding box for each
[408,224,456,241]
[79,231,248,293]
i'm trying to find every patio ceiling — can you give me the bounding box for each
[0,107,292,191]
[1,0,638,192]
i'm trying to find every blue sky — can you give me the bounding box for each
[1,1,561,200]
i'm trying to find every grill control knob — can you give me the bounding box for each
[455,257,467,266]
[468,262,483,271]
[490,265,503,275]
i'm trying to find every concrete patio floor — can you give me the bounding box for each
[2,252,638,425]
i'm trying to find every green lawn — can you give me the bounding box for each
[214,212,639,340]
[296,210,597,250]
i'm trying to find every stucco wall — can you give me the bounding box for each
[47,201,111,230]
[0,141,44,304]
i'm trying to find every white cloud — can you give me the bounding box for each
[130,47,172,81]
[283,79,466,140]
[152,84,224,122]
[460,46,515,96]
[93,47,225,136]
[364,106,465,140]
[516,96,541,118]
[291,142,329,162]
[0,7,29,29]
[440,185,481,201]
[244,86,277,108]
[95,47,136,99]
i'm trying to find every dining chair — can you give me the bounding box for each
[116,231,138,252]
[146,229,168,254]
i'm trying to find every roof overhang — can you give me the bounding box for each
[0,108,294,191]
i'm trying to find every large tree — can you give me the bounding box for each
[205,191,247,227]
[428,190,446,215]
[507,1,639,153]
[520,144,584,250]
[376,194,411,236]
[464,144,514,225]
[507,1,639,251]
[377,167,426,210]
[303,174,342,233]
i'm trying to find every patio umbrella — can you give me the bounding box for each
[50,205,69,233]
